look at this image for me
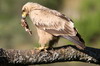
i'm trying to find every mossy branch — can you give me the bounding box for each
[0,45,100,66]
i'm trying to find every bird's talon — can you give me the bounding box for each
[37,47,48,51]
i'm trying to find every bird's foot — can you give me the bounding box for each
[37,47,48,52]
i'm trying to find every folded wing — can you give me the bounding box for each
[31,8,85,49]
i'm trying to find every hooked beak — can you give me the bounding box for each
[22,11,28,19]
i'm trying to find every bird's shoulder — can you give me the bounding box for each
[38,8,74,23]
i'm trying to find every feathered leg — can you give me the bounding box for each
[48,36,59,48]
[37,28,53,51]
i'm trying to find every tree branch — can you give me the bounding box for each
[0,45,100,66]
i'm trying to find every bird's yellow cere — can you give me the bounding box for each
[22,12,27,18]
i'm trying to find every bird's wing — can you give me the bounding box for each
[32,9,77,36]
[31,8,85,49]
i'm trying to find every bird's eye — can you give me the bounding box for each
[22,8,26,13]
[22,9,25,12]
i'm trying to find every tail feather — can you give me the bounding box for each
[62,33,85,49]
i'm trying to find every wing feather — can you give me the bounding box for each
[30,8,77,36]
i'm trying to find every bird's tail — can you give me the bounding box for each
[61,33,85,50]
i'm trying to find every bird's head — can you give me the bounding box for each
[21,2,40,36]
[21,2,43,19]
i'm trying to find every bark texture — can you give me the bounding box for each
[0,45,100,66]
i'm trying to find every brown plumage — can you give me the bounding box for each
[21,2,85,50]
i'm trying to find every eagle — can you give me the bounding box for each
[21,2,85,50]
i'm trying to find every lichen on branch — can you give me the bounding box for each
[0,45,100,65]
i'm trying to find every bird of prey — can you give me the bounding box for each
[21,2,85,50]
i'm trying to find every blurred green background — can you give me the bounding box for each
[0,0,100,66]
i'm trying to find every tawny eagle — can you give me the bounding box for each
[21,2,85,50]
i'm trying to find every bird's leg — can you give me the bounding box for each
[48,36,60,50]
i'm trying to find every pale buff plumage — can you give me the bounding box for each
[21,2,85,49]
